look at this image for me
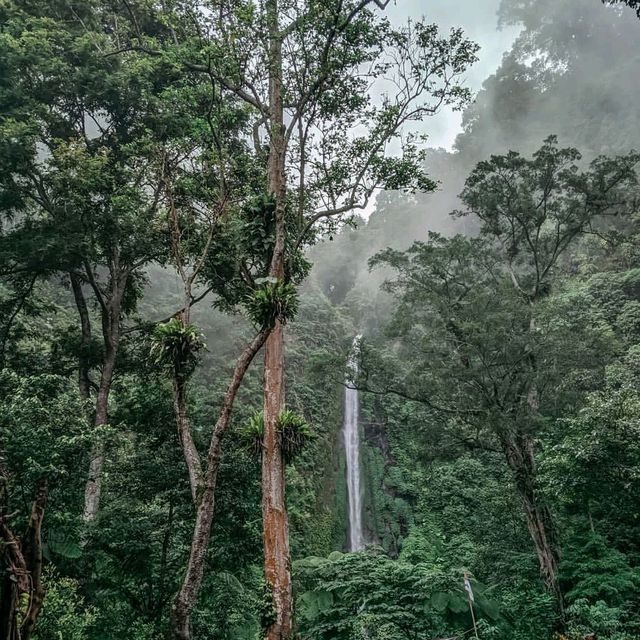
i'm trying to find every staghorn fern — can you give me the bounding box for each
[240,409,314,462]
[245,278,299,328]
[277,409,314,462]
[240,411,265,458]
[150,318,205,380]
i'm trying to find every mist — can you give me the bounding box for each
[307,0,640,328]
[3,2,640,638]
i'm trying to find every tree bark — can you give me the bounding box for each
[173,373,202,505]
[501,432,563,612]
[262,1,293,637]
[262,320,292,640]
[170,329,269,640]
[0,476,48,640]
[83,273,125,522]
[69,272,92,403]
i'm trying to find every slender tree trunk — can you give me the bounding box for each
[71,272,122,526]
[83,340,118,522]
[170,329,269,640]
[262,1,293,637]
[0,520,28,640]
[262,321,292,640]
[83,269,129,523]
[515,312,564,614]
[0,475,48,640]
[501,432,563,612]
[82,262,129,522]
[170,444,219,640]
[166,174,207,504]
[70,273,92,402]
[19,479,47,640]
[173,373,202,504]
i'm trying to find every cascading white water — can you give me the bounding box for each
[343,335,364,552]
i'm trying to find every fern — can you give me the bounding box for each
[150,318,205,379]
[245,278,299,328]
[239,409,314,462]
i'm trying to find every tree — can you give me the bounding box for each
[100,2,479,637]
[371,138,639,617]
[0,371,87,639]
[603,1,640,17]
[0,0,188,522]
[193,7,477,638]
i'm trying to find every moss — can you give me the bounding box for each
[334,449,349,551]
[259,580,277,632]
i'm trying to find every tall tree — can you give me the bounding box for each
[103,1,478,637]
[371,138,639,617]
[0,0,222,521]
[203,5,478,637]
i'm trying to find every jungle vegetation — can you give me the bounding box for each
[1,1,640,639]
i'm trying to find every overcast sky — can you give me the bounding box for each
[384,0,521,149]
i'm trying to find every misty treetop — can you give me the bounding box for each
[1,1,640,640]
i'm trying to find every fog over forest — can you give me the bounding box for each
[2,2,640,640]
[311,0,640,321]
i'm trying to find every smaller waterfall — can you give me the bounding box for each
[343,335,364,552]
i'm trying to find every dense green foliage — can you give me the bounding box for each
[294,551,499,639]
[1,1,640,640]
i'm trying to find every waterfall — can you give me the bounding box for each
[343,335,364,552]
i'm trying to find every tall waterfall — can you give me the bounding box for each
[343,336,364,552]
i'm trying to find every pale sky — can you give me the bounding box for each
[385,0,521,149]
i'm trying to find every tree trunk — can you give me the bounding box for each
[262,321,292,640]
[173,373,202,505]
[170,329,269,640]
[19,479,47,640]
[82,264,127,523]
[69,273,92,403]
[496,302,564,613]
[0,520,28,640]
[501,432,564,612]
[170,462,218,640]
[0,476,48,640]
[262,0,293,635]
[83,340,117,522]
